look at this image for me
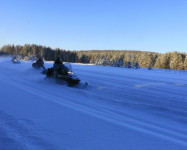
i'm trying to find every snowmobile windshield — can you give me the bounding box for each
[64,63,73,72]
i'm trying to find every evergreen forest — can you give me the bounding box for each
[1,44,187,70]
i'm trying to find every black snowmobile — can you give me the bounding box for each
[46,63,88,87]
[12,56,20,64]
[32,58,46,74]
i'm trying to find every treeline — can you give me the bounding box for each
[0,44,77,62]
[1,44,187,70]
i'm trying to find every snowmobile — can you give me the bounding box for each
[46,63,88,87]
[32,59,46,74]
[12,57,20,64]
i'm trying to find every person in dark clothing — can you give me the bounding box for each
[53,58,68,78]
[12,56,20,64]
[36,58,44,67]
[32,57,45,70]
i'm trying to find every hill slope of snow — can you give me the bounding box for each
[0,57,187,150]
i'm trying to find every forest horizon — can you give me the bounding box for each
[1,44,187,70]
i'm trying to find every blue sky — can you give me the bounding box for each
[0,0,187,53]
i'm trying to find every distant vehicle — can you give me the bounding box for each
[12,56,20,64]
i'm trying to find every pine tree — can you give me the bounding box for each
[169,52,184,70]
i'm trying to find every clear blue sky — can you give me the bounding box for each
[0,0,187,53]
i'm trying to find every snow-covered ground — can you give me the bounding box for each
[0,57,187,150]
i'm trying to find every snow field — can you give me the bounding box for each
[0,57,187,150]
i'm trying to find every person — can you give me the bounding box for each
[12,56,20,63]
[32,57,45,70]
[53,58,68,78]
[36,57,44,67]
[12,56,17,61]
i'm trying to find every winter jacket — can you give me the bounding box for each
[53,63,68,75]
